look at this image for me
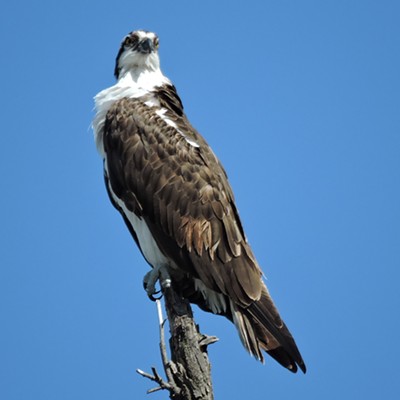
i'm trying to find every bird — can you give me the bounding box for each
[93,30,306,374]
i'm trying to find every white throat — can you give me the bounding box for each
[117,66,168,93]
[93,60,170,156]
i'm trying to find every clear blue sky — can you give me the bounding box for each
[1,1,399,399]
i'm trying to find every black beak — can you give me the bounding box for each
[137,38,154,54]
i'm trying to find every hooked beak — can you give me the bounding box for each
[137,38,154,54]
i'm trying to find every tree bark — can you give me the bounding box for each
[137,269,217,399]
[162,282,215,400]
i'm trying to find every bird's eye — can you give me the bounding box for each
[154,37,159,49]
[125,37,132,46]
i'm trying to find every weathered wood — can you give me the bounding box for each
[137,273,217,400]
[162,281,215,400]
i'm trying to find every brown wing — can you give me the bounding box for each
[102,92,306,373]
[103,96,263,306]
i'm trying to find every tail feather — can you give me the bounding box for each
[231,302,264,361]
[267,347,300,373]
[231,288,306,373]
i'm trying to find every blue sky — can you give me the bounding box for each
[1,1,399,399]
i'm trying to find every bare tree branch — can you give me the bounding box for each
[138,272,218,399]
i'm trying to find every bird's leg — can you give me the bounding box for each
[143,265,171,301]
[158,265,172,291]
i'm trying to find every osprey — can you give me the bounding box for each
[93,30,306,373]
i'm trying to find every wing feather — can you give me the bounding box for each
[101,90,305,372]
[103,96,263,306]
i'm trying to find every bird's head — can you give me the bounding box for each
[114,30,160,80]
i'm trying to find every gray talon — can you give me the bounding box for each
[143,265,171,300]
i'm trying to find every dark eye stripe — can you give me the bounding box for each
[125,34,139,47]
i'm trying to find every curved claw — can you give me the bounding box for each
[149,291,163,301]
[143,266,170,301]
[143,281,162,301]
[143,268,163,301]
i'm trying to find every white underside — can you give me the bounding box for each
[104,164,170,268]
